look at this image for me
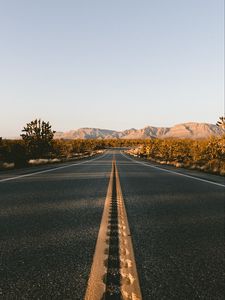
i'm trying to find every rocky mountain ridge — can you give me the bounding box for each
[54,122,223,140]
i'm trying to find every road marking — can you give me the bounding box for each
[121,152,225,188]
[85,160,142,300]
[0,153,107,183]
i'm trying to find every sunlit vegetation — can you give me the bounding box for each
[0,138,142,169]
[216,116,225,130]
[127,137,225,176]
[1,118,224,175]
[1,137,224,175]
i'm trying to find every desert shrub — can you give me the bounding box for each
[0,140,28,167]
[9,142,28,167]
[129,136,225,175]
[21,119,55,159]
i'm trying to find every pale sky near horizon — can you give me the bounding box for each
[0,0,224,137]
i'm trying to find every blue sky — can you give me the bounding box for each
[0,0,224,137]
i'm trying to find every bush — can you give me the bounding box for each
[128,136,225,175]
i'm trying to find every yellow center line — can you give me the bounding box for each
[84,159,142,300]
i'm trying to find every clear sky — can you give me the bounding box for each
[0,0,224,137]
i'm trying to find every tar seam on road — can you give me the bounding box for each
[84,160,142,300]
[0,153,107,183]
[121,152,225,188]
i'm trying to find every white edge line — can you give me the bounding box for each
[121,151,225,188]
[0,153,107,183]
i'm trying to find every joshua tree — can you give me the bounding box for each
[216,116,225,131]
[21,119,55,158]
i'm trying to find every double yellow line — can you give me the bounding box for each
[85,160,142,300]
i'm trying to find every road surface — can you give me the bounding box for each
[0,150,224,299]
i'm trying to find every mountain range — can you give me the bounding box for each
[54,122,223,140]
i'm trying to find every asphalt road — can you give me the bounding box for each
[0,152,112,299]
[0,150,224,299]
[117,152,225,300]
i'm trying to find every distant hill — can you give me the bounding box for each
[54,122,223,140]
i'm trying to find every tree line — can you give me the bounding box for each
[0,138,144,168]
[0,118,224,175]
[0,119,143,168]
[128,137,225,175]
